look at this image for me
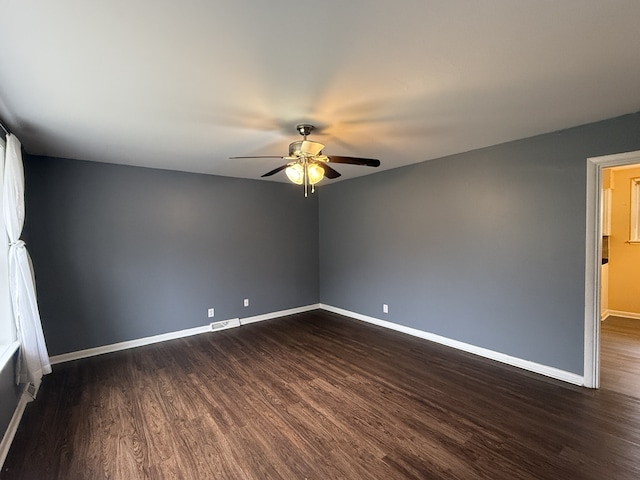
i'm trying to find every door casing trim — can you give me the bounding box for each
[584,150,640,388]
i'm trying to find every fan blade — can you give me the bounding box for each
[230,155,287,159]
[261,164,290,177]
[301,140,324,156]
[316,162,341,179]
[326,155,381,167]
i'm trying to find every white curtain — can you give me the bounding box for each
[3,134,51,398]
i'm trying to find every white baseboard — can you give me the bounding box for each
[320,304,585,386]
[49,302,583,385]
[240,303,320,325]
[603,309,640,321]
[50,322,228,365]
[0,385,29,470]
[50,304,321,365]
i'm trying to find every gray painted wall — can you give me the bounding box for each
[0,349,20,443]
[24,157,319,356]
[19,113,640,372]
[319,113,640,375]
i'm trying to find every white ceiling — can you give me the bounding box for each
[1,1,639,183]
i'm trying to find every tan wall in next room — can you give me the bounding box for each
[608,166,640,315]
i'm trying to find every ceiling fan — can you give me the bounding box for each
[230,124,381,196]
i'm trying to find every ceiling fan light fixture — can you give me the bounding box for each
[307,163,324,185]
[285,163,304,184]
[285,162,324,186]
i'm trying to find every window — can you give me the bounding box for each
[631,178,640,242]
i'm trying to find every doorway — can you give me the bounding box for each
[585,150,640,388]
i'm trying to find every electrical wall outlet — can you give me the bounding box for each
[207,308,215,318]
[383,304,389,314]
[243,298,249,307]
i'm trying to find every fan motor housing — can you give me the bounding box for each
[289,140,324,157]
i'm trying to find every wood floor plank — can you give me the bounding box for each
[3,310,640,479]
[601,315,640,397]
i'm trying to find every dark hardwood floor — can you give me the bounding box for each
[3,310,640,479]
[600,315,640,397]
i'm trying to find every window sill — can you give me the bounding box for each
[0,341,19,372]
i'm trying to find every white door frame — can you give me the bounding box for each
[584,150,640,388]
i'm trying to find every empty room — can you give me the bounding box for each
[1,2,640,479]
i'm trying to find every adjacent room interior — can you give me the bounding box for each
[599,163,640,397]
[1,2,640,478]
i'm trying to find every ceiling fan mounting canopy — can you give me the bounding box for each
[296,123,315,138]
